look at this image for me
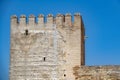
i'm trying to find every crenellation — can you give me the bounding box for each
[47,14,53,17]
[65,13,71,16]
[11,15,17,19]
[56,14,64,27]
[11,15,18,27]
[19,15,26,26]
[38,14,44,17]
[56,14,64,17]
[65,13,72,27]
[29,14,35,18]
[74,13,80,16]
[47,14,54,27]
[74,13,81,28]
[38,14,44,27]
[28,14,36,26]
[20,15,26,18]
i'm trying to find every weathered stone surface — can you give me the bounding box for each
[10,13,85,80]
[73,65,120,80]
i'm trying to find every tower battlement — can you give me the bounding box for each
[11,13,82,28]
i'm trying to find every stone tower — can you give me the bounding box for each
[10,13,85,80]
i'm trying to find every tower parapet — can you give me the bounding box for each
[11,13,83,28]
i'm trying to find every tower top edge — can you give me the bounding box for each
[38,14,44,17]
[11,13,81,18]
[11,15,17,18]
[47,14,53,17]
[56,14,64,17]
[74,13,81,16]
[65,13,71,16]
[29,14,35,18]
[20,15,26,18]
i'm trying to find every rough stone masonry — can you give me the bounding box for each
[10,13,120,80]
[10,13,85,80]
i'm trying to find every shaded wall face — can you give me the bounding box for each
[10,14,85,80]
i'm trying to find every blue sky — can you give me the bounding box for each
[0,0,120,80]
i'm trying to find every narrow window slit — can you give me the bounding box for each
[43,57,46,61]
[25,29,28,35]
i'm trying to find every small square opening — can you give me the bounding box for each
[64,74,66,77]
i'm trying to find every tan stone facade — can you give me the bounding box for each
[10,13,120,80]
[73,66,120,80]
[10,13,85,80]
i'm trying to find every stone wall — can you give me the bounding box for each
[10,13,85,80]
[73,65,120,80]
